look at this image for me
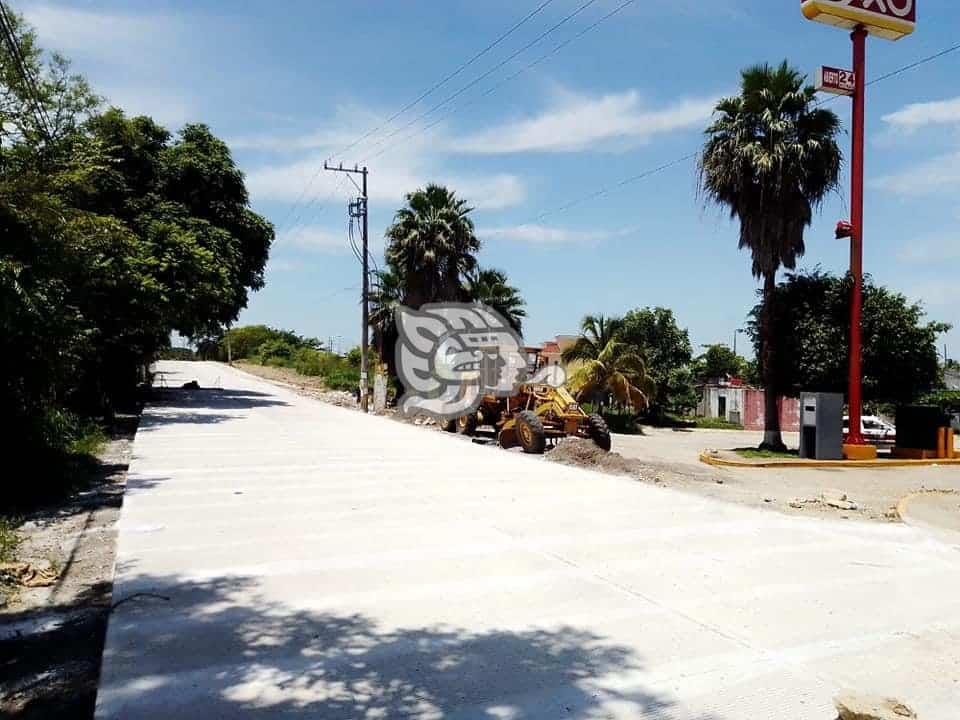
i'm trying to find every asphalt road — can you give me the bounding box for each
[96,361,960,719]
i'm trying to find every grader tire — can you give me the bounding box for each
[587,413,612,452]
[517,411,547,454]
[457,414,478,436]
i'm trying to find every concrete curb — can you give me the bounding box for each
[699,451,960,470]
[896,489,959,524]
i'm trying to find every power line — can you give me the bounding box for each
[278,0,558,236]
[327,0,558,163]
[0,1,52,140]
[356,0,604,162]
[528,40,960,225]
[289,0,610,237]
[364,0,640,165]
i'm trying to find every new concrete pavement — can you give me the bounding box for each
[96,361,960,719]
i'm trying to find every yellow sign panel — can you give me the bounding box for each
[801,0,916,41]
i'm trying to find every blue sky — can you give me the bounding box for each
[21,0,960,357]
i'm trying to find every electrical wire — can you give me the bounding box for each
[278,0,558,235]
[327,0,558,163]
[356,0,604,163]
[364,0,639,165]
[0,1,52,140]
[528,40,960,225]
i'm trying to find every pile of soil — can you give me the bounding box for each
[547,438,643,479]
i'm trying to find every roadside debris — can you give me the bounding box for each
[834,693,916,720]
[0,560,58,588]
[822,489,859,510]
[546,438,643,479]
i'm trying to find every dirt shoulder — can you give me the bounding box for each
[231,361,360,408]
[0,416,136,719]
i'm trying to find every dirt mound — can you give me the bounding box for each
[547,438,641,478]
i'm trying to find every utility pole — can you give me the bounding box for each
[323,162,370,412]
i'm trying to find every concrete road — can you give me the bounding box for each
[97,361,960,719]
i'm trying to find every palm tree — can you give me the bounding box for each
[384,184,480,308]
[562,315,654,412]
[700,61,841,451]
[368,268,403,376]
[465,267,526,333]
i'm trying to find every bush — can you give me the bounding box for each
[158,347,196,361]
[601,412,641,434]
[294,348,345,377]
[324,366,361,391]
[256,339,298,366]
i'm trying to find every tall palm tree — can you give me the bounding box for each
[700,61,841,451]
[562,315,654,412]
[465,267,526,333]
[384,184,479,308]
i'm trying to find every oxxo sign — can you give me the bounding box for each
[801,0,916,41]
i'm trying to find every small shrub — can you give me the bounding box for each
[324,366,361,391]
[293,348,334,376]
[257,339,297,366]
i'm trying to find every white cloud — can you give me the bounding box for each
[275,223,387,256]
[23,3,183,63]
[102,86,194,129]
[883,97,960,132]
[24,3,196,127]
[482,224,619,245]
[453,90,718,154]
[897,233,960,263]
[243,106,527,211]
[872,152,960,197]
[905,281,957,310]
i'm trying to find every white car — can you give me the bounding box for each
[843,415,896,447]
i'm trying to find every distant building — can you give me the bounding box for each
[696,377,800,432]
[945,370,960,391]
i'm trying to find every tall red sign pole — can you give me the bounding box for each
[847,26,867,447]
[803,0,915,459]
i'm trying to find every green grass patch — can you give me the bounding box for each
[68,425,108,457]
[0,517,22,564]
[687,417,744,430]
[735,447,799,460]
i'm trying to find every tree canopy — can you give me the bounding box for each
[748,270,949,405]
[1,10,272,499]
[618,307,693,416]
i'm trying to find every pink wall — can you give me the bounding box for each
[743,389,800,432]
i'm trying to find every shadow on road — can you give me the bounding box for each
[138,389,288,432]
[99,573,718,719]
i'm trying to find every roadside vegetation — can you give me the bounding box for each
[1,11,272,507]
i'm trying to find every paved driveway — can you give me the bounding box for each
[97,361,960,719]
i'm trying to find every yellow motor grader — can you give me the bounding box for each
[443,378,611,455]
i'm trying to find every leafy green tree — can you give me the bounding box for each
[618,307,693,417]
[700,61,842,451]
[1,11,274,502]
[465,267,526,333]
[693,344,745,381]
[384,184,479,308]
[748,270,949,405]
